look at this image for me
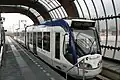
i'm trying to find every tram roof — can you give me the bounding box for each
[41,19,96,28]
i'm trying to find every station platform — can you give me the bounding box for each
[0,36,66,80]
[0,36,120,80]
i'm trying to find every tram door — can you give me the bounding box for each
[55,33,60,59]
[27,32,29,49]
[54,33,61,69]
[33,32,37,54]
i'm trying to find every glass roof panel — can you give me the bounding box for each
[52,0,61,6]
[54,9,61,18]
[16,5,21,7]
[50,11,56,19]
[38,0,51,11]
[74,1,83,17]
[0,5,15,7]
[117,18,120,47]
[21,5,29,9]
[41,0,53,10]
[57,7,64,18]
[49,12,54,18]
[47,2,56,9]
[107,19,116,46]
[45,0,51,3]
[102,0,114,15]
[92,0,105,17]
[84,0,96,18]
[37,16,45,23]
[114,0,120,14]
[29,8,40,17]
[76,0,89,18]
[52,10,57,18]
[46,0,61,9]
[59,7,68,18]
[38,0,68,19]
[54,0,61,6]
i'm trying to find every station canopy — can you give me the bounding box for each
[0,0,120,25]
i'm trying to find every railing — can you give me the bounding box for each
[65,58,86,80]
[0,46,3,66]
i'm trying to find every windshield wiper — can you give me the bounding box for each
[75,42,87,56]
[88,40,96,54]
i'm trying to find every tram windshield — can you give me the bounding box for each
[74,28,100,57]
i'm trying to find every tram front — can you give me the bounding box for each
[71,19,102,78]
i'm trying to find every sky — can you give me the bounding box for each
[1,13,34,32]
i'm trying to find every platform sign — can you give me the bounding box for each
[71,21,95,29]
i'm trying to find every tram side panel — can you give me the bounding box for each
[27,26,53,65]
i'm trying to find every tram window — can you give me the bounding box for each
[15,32,18,36]
[30,32,32,44]
[17,32,19,36]
[55,33,60,59]
[43,32,50,52]
[33,32,36,43]
[27,32,29,43]
[20,32,24,41]
[37,32,42,48]
[14,32,16,36]
[21,32,24,37]
[19,32,22,37]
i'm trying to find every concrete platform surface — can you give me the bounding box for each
[0,36,66,80]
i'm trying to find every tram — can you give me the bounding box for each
[14,19,102,79]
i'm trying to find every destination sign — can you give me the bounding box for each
[71,21,95,29]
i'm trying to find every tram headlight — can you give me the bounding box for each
[79,62,92,70]
[98,60,102,67]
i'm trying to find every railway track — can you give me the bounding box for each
[94,75,111,80]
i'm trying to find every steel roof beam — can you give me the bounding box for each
[0,0,51,20]
[0,6,39,25]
